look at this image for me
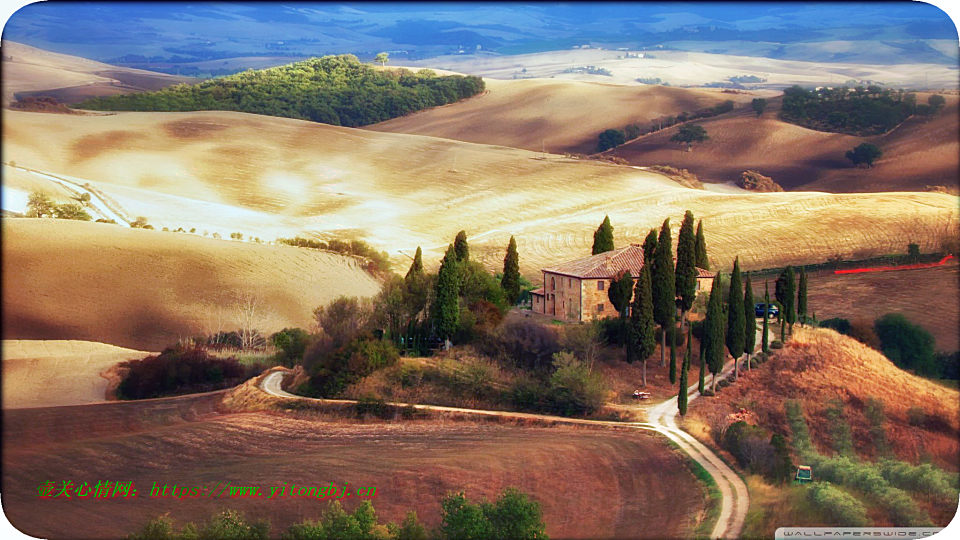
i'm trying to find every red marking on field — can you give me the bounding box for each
[834,255,955,275]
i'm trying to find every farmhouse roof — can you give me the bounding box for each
[697,267,715,278]
[530,288,545,296]
[542,244,645,279]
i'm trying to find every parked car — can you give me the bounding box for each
[755,303,780,318]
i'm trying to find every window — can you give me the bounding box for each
[568,278,572,288]
[597,304,604,312]
[551,277,555,290]
[597,281,605,291]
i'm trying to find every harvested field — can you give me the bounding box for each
[1,340,152,409]
[3,109,957,282]
[2,219,380,350]
[3,406,704,540]
[609,95,959,193]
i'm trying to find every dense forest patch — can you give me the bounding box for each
[74,55,485,127]
[779,85,941,136]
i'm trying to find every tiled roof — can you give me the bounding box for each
[530,288,545,296]
[697,267,715,278]
[542,245,645,279]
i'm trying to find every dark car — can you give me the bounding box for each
[755,303,779,318]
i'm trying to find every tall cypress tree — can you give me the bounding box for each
[726,257,746,380]
[705,272,724,392]
[652,219,676,367]
[762,282,770,353]
[678,325,691,416]
[406,246,424,279]
[743,275,756,371]
[642,228,658,264]
[454,230,469,262]
[501,236,521,305]
[784,266,796,334]
[434,244,461,344]
[592,215,615,254]
[676,211,698,332]
[627,264,656,387]
[608,270,634,346]
[797,266,808,326]
[695,219,710,270]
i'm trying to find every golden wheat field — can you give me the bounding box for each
[4,109,957,282]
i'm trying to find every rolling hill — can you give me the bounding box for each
[3,109,957,282]
[367,77,758,155]
[1,40,196,105]
[2,219,380,350]
[608,94,959,192]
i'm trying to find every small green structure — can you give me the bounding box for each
[795,465,813,484]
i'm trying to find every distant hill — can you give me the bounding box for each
[366,78,754,155]
[608,94,959,192]
[1,41,196,106]
[74,55,485,128]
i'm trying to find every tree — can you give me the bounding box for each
[454,230,470,262]
[797,267,808,326]
[592,215,615,254]
[406,247,424,279]
[675,210,698,331]
[597,129,626,152]
[501,236,521,305]
[695,219,710,270]
[751,98,767,117]
[625,124,641,140]
[234,292,275,350]
[26,191,55,218]
[627,264,656,387]
[762,282,770,353]
[704,272,725,392]
[670,124,709,150]
[53,203,92,221]
[642,228,658,264]
[845,143,883,167]
[608,270,634,346]
[652,219,676,368]
[874,313,937,376]
[698,326,706,395]
[928,94,946,113]
[770,433,795,484]
[907,242,921,262]
[678,326,691,416]
[726,257,746,379]
[743,275,756,371]
[781,266,796,334]
[434,245,461,344]
[374,52,389,67]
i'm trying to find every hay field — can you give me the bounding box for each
[1,40,194,105]
[3,408,704,540]
[1,340,152,409]
[2,219,380,350]
[407,49,959,90]
[367,78,757,154]
[610,95,959,192]
[4,109,957,280]
[688,328,959,469]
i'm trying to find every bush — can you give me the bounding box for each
[770,340,783,349]
[307,337,400,397]
[807,483,869,527]
[545,351,607,416]
[654,325,686,347]
[723,421,774,475]
[440,489,546,540]
[270,328,312,367]
[117,347,254,399]
[355,394,390,419]
[820,318,851,335]
[478,320,560,371]
[874,313,936,376]
[508,375,548,411]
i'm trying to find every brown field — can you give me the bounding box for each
[806,263,960,352]
[686,328,960,470]
[2,219,380,350]
[1,40,195,105]
[367,78,758,155]
[1,340,152,409]
[4,109,957,283]
[609,95,959,192]
[3,401,704,540]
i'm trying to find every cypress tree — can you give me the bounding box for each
[405,246,424,280]
[501,236,521,305]
[694,219,710,270]
[652,219,676,367]
[434,244,461,343]
[743,275,756,371]
[608,270,634,346]
[798,266,808,326]
[698,328,706,395]
[762,283,770,353]
[705,272,724,392]
[454,230,469,262]
[726,257,746,379]
[784,266,796,334]
[627,264,656,387]
[642,228,658,265]
[676,210,698,331]
[678,329,690,416]
[592,215,615,254]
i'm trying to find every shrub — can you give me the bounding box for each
[508,375,548,411]
[873,313,936,376]
[440,489,547,540]
[807,483,869,526]
[819,318,851,335]
[117,347,253,399]
[355,394,390,419]
[545,351,607,416]
[478,320,560,371]
[307,337,400,397]
[770,340,783,349]
[723,421,774,475]
[270,328,312,367]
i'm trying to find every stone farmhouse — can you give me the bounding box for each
[530,244,715,321]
